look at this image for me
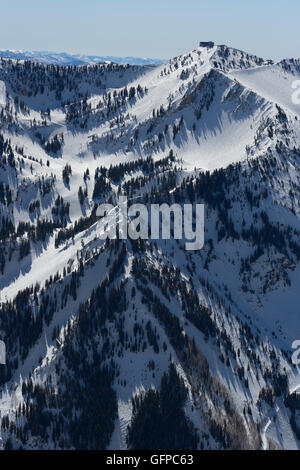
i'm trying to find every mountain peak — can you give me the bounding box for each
[0,41,300,451]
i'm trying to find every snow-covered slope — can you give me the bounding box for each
[231,59,300,118]
[0,42,300,450]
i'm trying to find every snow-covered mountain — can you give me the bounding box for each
[0,49,165,66]
[0,42,300,450]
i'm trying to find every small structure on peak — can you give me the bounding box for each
[199,41,215,48]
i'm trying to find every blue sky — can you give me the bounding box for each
[1,0,299,60]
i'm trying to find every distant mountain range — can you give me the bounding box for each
[0,49,165,66]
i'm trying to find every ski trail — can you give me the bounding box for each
[117,399,132,450]
[261,405,279,450]
[261,380,300,450]
[289,383,300,396]
[262,417,272,450]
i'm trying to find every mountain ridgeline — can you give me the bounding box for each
[0,42,300,450]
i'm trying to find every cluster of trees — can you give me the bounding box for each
[54,206,97,247]
[0,133,15,169]
[45,133,64,155]
[35,132,64,155]
[285,393,300,441]
[51,195,70,222]
[62,164,72,185]
[66,83,146,126]
[96,152,176,188]
[0,213,69,274]
[92,171,112,200]
[28,200,40,214]
[0,181,13,206]
[127,363,199,450]
[1,58,144,103]
[78,185,88,205]
[3,361,117,450]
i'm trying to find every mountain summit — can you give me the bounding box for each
[0,43,300,450]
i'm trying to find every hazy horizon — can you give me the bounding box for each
[0,0,300,61]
